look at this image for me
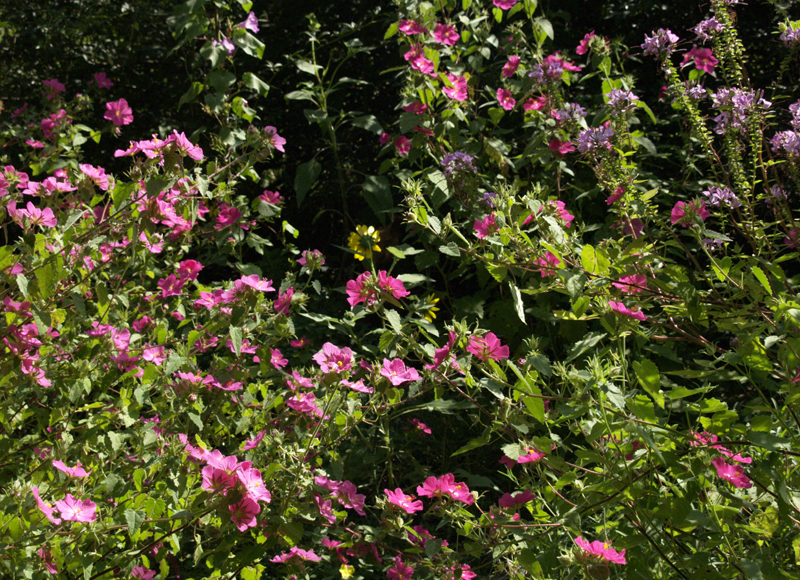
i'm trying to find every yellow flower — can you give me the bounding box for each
[422,294,440,322]
[340,564,355,579]
[347,225,381,261]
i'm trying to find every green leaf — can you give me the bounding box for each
[535,17,553,40]
[385,309,402,334]
[296,60,322,75]
[352,114,384,134]
[565,332,606,363]
[739,560,764,580]
[234,31,265,59]
[384,22,399,39]
[439,242,460,257]
[177,82,204,110]
[242,72,269,97]
[229,326,242,357]
[518,548,544,577]
[451,433,490,456]
[581,244,610,275]
[633,358,664,408]
[425,538,443,559]
[107,432,122,452]
[362,175,393,220]
[751,266,772,296]
[37,262,57,299]
[207,69,236,92]
[510,284,525,323]
[488,107,505,125]
[125,509,145,538]
[747,431,790,450]
[294,158,322,207]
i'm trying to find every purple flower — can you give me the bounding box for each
[440,152,476,176]
[641,29,679,57]
[576,125,615,152]
[238,11,259,33]
[606,89,639,111]
[694,18,724,42]
[703,186,741,208]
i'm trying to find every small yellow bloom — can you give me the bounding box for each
[422,294,440,322]
[347,225,381,261]
[340,564,355,579]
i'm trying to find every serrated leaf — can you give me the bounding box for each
[439,242,460,257]
[125,509,145,538]
[385,309,402,334]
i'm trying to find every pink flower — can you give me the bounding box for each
[387,555,414,580]
[574,536,627,565]
[237,468,272,503]
[239,274,275,292]
[711,457,752,488]
[409,418,432,435]
[426,331,457,370]
[681,45,719,74]
[378,271,410,299]
[523,97,547,111]
[443,74,468,101]
[202,466,235,493]
[399,19,428,35]
[608,301,647,321]
[274,287,294,315]
[432,23,460,46]
[43,79,65,100]
[493,0,517,9]
[535,251,561,277]
[496,88,516,111]
[177,259,204,281]
[79,164,109,191]
[54,494,97,522]
[550,200,574,227]
[548,138,575,157]
[576,31,597,55]
[313,342,353,374]
[52,460,91,478]
[229,497,261,531]
[502,56,521,78]
[264,126,286,152]
[467,332,509,362]
[215,203,243,229]
[103,99,133,126]
[270,348,288,369]
[380,132,392,145]
[417,473,474,504]
[94,72,113,89]
[381,358,422,386]
[402,101,427,114]
[346,272,377,307]
[394,136,411,155]
[612,275,648,294]
[131,566,156,580]
[20,202,57,228]
[291,337,310,348]
[473,214,498,239]
[498,489,536,508]
[517,445,546,463]
[142,345,166,365]
[385,488,424,513]
[242,430,266,451]
[404,44,436,76]
[39,547,58,574]
[271,547,321,564]
[606,186,625,205]
[31,486,61,524]
[670,200,709,227]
